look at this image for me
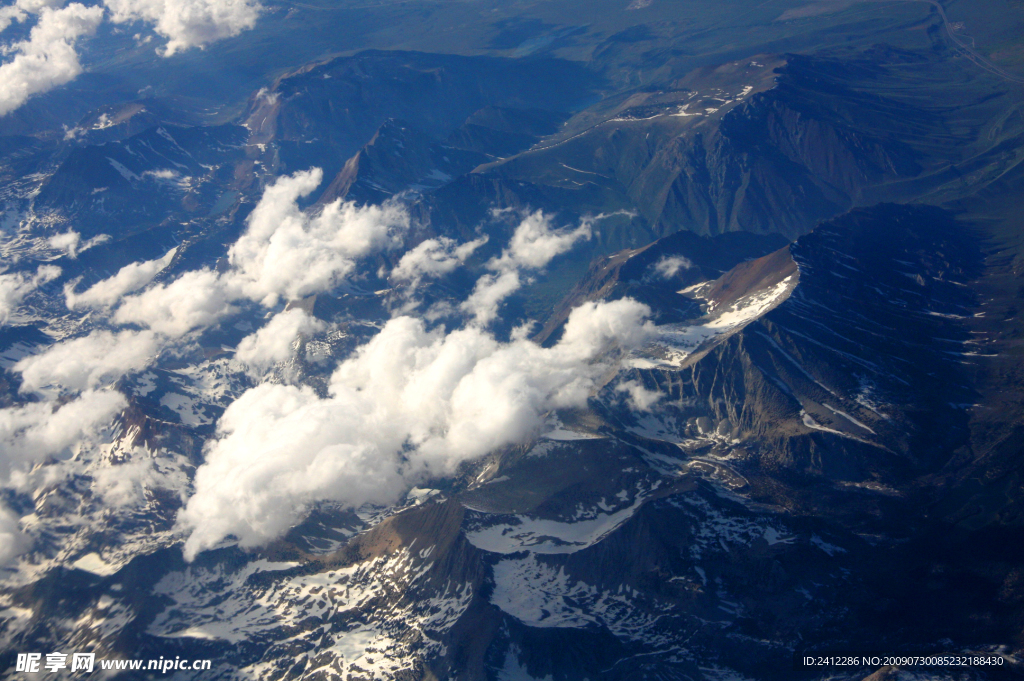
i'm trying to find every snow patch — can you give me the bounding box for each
[630,275,796,369]
[466,497,645,555]
[71,553,119,576]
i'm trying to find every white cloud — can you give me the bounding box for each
[462,211,590,325]
[0,3,104,116]
[497,210,592,271]
[91,450,168,507]
[113,268,236,337]
[0,504,28,566]
[47,231,79,255]
[8,169,402,402]
[110,170,408,336]
[1,0,264,116]
[0,0,65,34]
[0,7,19,31]
[65,247,176,310]
[461,269,521,326]
[556,299,657,360]
[15,329,162,392]
[0,264,60,325]
[0,389,125,567]
[391,236,487,289]
[235,308,325,373]
[103,0,261,56]
[177,297,655,558]
[0,389,125,474]
[616,379,662,411]
[652,255,693,279]
[47,230,109,258]
[227,168,408,307]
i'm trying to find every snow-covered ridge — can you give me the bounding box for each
[464,493,647,555]
[629,271,797,370]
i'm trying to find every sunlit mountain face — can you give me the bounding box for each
[1,0,1023,679]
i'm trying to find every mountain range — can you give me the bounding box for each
[1,0,1023,679]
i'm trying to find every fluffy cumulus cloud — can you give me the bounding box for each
[463,211,591,325]
[15,329,162,392]
[391,236,487,290]
[47,230,110,258]
[0,3,104,116]
[34,266,219,388]
[177,297,655,558]
[9,169,406,397]
[0,264,60,325]
[652,255,693,279]
[0,390,125,474]
[616,379,662,411]
[0,0,64,32]
[65,247,176,310]
[235,308,325,373]
[0,0,264,116]
[228,168,408,307]
[103,0,261,56]
[110,169,407,338]
[113,268,236,337]
[499,211,593,270]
